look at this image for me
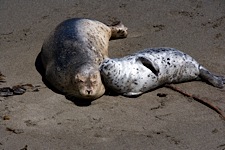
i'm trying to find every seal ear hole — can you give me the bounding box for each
[137,57,159,76]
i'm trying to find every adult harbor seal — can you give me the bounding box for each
[100,47,225,96]
[41,18,128,99]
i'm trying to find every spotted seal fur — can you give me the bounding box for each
[41,18,128,99]
[100,47,225,96]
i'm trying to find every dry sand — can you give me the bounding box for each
[0,0,225,149]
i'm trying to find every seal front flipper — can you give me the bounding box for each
[199,66,224,88]
[136,56,159,76]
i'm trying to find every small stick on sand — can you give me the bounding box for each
[165,84,225,120]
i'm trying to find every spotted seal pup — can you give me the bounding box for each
[100,47,225,96]
[41,18,128,99]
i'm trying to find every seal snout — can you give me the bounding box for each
[83,87,94,96]
[86,89,92,95]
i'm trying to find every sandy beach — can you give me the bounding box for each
[0,0,225,149]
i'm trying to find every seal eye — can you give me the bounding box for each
[75,74,86,83]
[78,79,84,83]
[92,81,97,85]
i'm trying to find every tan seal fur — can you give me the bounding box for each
[41,18,128,99]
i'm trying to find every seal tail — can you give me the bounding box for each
[199,65,224,88]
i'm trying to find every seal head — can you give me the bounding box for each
[72,65,105,99]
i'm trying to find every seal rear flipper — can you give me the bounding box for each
[199,66,224,88]
[109,21,128,39]
[214,75,225,85]
[136,56,159,76]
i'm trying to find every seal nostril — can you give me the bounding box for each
[86,89,92,95]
